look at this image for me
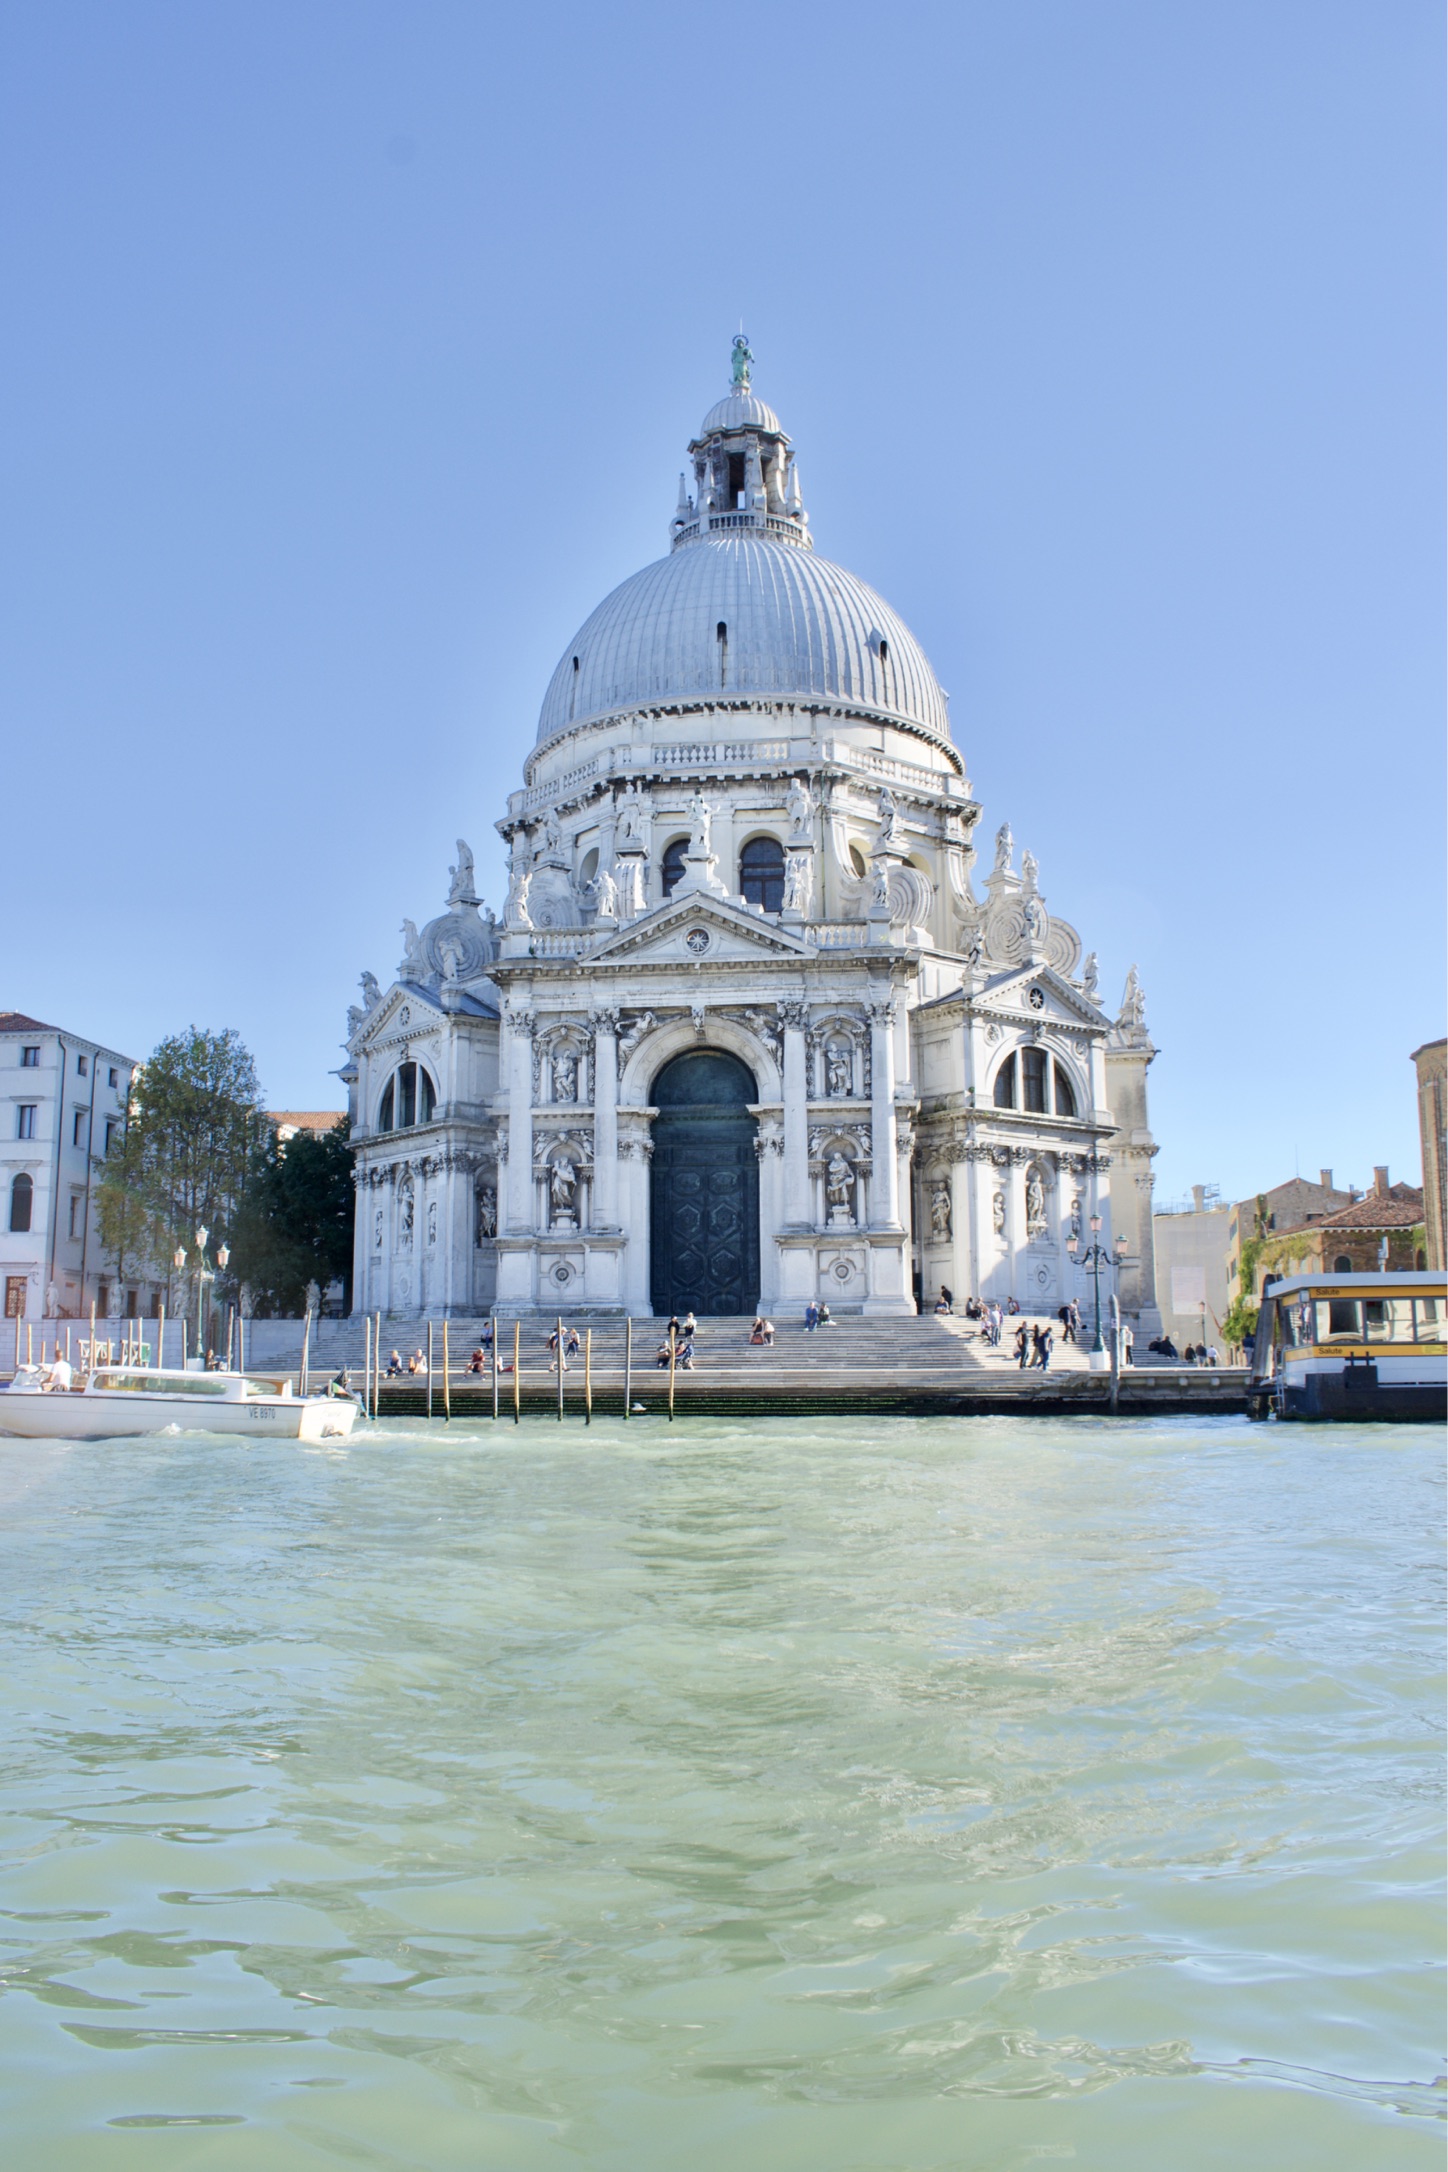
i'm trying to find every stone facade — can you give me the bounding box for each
[342,358,1162,1325]
[1412,1039,1446,1270]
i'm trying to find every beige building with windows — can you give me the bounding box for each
[0,1011,136,1323]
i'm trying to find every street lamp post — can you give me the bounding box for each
[1067,1213,1128,1359]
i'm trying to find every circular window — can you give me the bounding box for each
[1028,987,1045,1010]
[685,927,710,955]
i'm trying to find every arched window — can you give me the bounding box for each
[1332,1253,1353,1274]
[9,1173,32,1233]
[993,1053,1017,1108]
[849,844,868,878]
[578,846,599,888]
[661,838,688,898]
[1053,1062,1077,1118]
[716,620,728,688]
[378,1062,436,1134]
[739,835,785,913]
[1022,1046,1048,1113]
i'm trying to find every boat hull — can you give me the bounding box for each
[0,1390,358,1443]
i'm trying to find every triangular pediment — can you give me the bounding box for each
[352,980,446,1053]
[588,894,817,964]
[975,961,1108,1030]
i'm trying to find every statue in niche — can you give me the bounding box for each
[476,1187,497,1242]
[549,1156,577,1225]
[993,822,1014,876]
[992,1190,1007,1236]
[825,1152,855,1223]
[1026,1170,1047,1236]
[427,1200,438,1247]
[1119,965,1146,1030]
[399,1187,415,1243]
[360,971,382,1010]
[1081,951,1099,1000]
[448,839,476,905]
[552,1051,579,1103]
[876,785,900,848]
[1069,1197,1082,1242]
[871,860,891,910]
[1021,896,1047,950]
[687,789,713,859]
[615,782,642,845]
[374,1208,383,1249]
[825,1045,852,1098]
[590,864,618,917]
[538,808,562,858]
[931,1182,952,1240]
[786,775,813,840]
[783,851,813,915]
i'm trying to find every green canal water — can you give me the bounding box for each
[0,1415,1441,2169]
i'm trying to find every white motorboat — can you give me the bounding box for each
[0,1364,360,1443]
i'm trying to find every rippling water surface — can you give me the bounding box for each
[0,1414,1441,2169]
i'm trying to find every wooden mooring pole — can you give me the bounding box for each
[491,1313,499,1422]
[442,1319,451,1422]
[512,1321,520,1425]
[556,1315,564,1422]
[427,1322,434,1419]
[668,1323,677,1422]
[584,1330,592,1425]
[623,1319,632,1417]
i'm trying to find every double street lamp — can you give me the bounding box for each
[172,1228,230,1363]
[1067,1212,1128,1357]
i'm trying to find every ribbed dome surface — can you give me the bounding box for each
[695,390,784,437]
[536,533,951,749]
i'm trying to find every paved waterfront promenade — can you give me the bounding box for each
[4,1313,1246,1416]
[349,1315,1245,1418]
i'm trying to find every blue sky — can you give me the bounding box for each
[2,0,1441,1203]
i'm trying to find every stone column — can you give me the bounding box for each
[780,1001,810,1225]
[504,1006,535,1233]
[590,1011,619,1227]
[869,997,899,1226]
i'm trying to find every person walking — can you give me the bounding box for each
[1058,1303,1075,1345]
[1014,1322,1030,1368]
[1034,1324,1053,1371]
[1121,1320,1135,1366]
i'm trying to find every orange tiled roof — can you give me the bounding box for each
[1316,1184,1424,1232]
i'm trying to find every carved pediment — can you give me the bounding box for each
[351,981,445,1054]
[589,894,816,965]
[974,963,1108,1031]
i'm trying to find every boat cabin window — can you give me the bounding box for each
[92,1372,227,1395]
[1413,1296,1444,1342]
[243,1376,288,1398]
[1312,1296,1417,1346]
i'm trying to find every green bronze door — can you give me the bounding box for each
[649,1050,759,1317]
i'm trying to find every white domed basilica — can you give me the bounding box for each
[343,342,1162,1328]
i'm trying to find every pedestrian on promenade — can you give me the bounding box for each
[1121,1321,1135,1366]
[1014,1322,1030,1368]
[1058,1304,1075,1345]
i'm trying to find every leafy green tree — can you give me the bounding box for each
[230,1121,355,1316]
[95,1027,267,1291]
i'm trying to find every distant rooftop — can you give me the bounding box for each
[269,1110,347,1139]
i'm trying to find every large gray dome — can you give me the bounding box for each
[536,531,951,749]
